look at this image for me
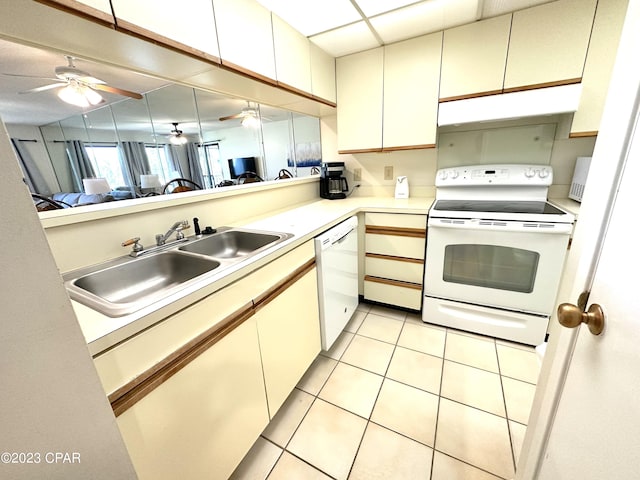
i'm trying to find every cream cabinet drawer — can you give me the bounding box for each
[365,254,424,285]
[365,233,425,260]
[365,213,427,229]
[364,277,422,310]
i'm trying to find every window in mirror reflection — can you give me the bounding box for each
[21,83,321,208]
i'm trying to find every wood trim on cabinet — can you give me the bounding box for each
[275,81,337,108]
[381,144,436,152]
[364,275,423,290]
[338,148,383,154]
[114,19,221,65]
[219,59,279,87]
[35,0,115,27]
[108,258,316,416]
[502,77,582,94]
[365,252,424,265]
[109,301,254,417]
[365,225,426,238]
[253,259,316,312]
[439,89,504,103]
[569,131,598,138]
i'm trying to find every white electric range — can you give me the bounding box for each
[423,164,575,345]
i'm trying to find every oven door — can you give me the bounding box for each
[424,218,572,316]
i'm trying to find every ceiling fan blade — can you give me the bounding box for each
[19,83,65,94]
[2,72,64,82]
[219,113,243,121]
[91,83,143,99]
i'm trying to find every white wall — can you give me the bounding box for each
[321,113,597,198]
[0,120,136,478]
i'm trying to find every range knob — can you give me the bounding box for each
[439,170,449,180]
[450,170,460,179]
[524,168,536,178]
[538,168,550,179]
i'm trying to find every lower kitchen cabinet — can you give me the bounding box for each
[99,241,320,479]
[255,268,321,418]
[116,317,269,480]
[363,213,427,310]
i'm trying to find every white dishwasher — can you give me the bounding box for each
[315,216,359,351]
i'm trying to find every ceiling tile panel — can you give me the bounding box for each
[353,0,419,17]
[370,0,478,44]
[254,0,361,36]
[310,22,381,57]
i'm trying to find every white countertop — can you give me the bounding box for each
[77,196,433,356]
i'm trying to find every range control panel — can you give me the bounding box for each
[436,164,553,187]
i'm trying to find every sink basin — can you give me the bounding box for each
[179,229,290,258]
[66,251,220,316]
[65,227,293,317]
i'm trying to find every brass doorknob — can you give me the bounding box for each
[557,303,605,335]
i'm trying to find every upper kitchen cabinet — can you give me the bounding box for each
[213,0,277,82]
[272,14,312,94]
[504,0,597,91]
[110,0,220,62]
[336,47,384,153]
[440,15,511,101]
[310,43,337,104]
[41,0,115,24]
[383,32,442,150]
[571,0,628,136]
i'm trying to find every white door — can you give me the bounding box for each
[518,2,640,478]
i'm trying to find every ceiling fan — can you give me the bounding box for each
[2,55,143,107]
[219,101,261,127]
[168,122,188,145]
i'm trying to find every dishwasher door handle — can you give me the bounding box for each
[333,227,355,245]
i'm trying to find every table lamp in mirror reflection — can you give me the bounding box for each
[82,177,111,195]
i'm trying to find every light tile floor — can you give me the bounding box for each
[230,303,541,480]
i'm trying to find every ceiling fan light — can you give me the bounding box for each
[169,134,188,145]
[57,84,90,107]
[241,114,260,128]
[57,83,104,107]
[84,87,104,106]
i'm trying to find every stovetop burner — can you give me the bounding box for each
[433,200,566,215]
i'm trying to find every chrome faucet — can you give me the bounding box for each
[156,220,190,246]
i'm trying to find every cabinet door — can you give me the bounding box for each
[504,0,597,91]
[310,43,336,103]
[111,0,220,60]
[256,269,321,418]
[116,318,269,480]
[213,0,276,81]
[336,47,384,153]
[273,14,312,93]
[364,277,422,310]
[440,14,511,100]
[571,0,628,136]
[383,32,442,150]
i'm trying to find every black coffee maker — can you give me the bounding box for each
[320,162,349,199]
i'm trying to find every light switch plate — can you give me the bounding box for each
[354,168,362,181]
[384,166,393,180]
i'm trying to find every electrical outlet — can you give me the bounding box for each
[353,168,362,181]
[384,166,394,180]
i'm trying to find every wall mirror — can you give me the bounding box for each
[1,38,322,212]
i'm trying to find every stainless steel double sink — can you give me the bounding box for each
[64,228,293,317]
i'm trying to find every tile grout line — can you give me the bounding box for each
[495,338,519,474]
[344,310,405,480]
[429,325,448,479]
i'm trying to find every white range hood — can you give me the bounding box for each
[437,83,583,126]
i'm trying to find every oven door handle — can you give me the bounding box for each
[427,218,574,234]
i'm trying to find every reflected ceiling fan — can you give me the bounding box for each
[167,122,188,145]
[219,101,261,127]
[2,55,143,107]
